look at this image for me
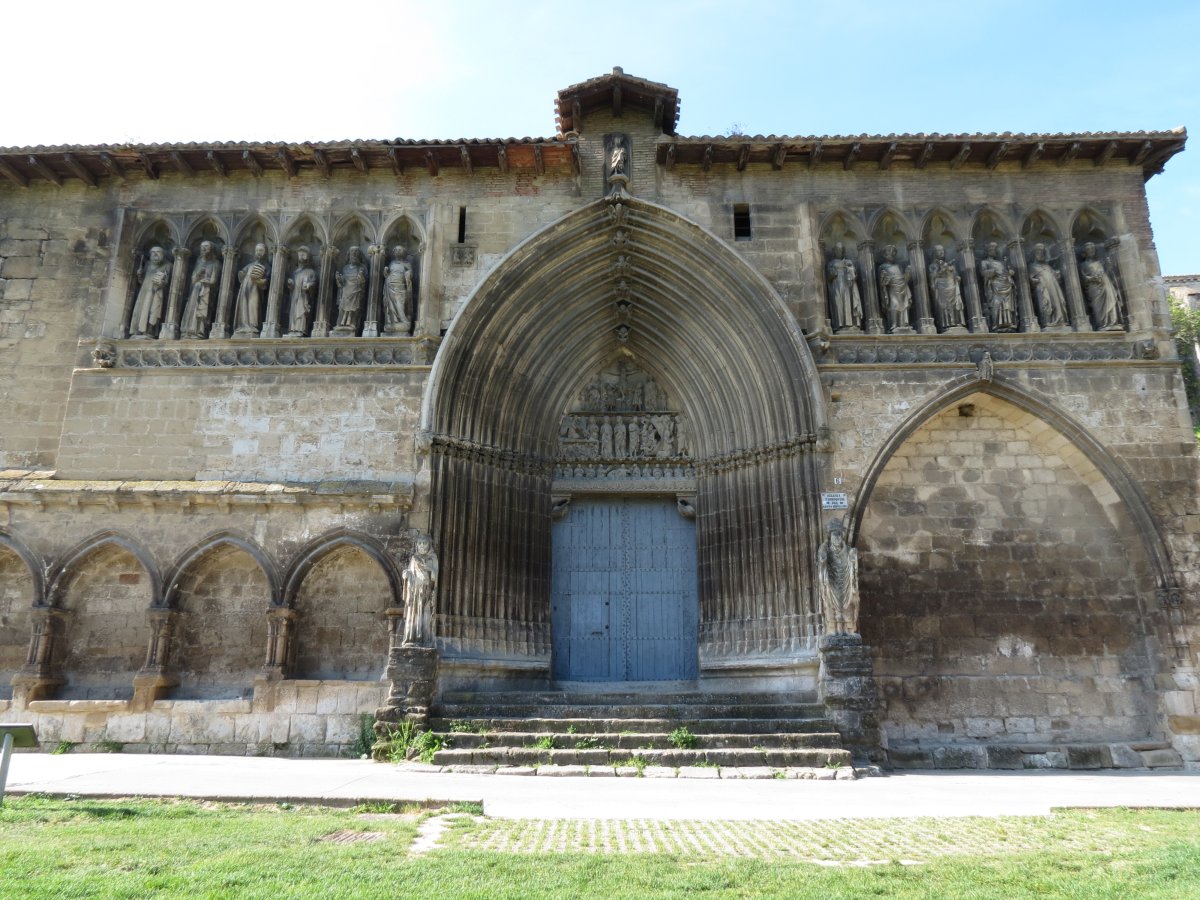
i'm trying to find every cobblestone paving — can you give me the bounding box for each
[445,814,1134,863]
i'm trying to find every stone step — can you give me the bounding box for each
[431,746,852,768]
[439,690,819,706]
[428,717,838,735]
[435,731,843,750]
[434,703,827,720]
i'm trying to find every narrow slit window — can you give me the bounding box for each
[733,203,752,241]
[457,206,467,244]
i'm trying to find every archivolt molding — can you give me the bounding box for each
[424,194,826,459]
[281,529,402,609]
[163,531,281,610]
[0,528,46,606]
[848,372,1178,591]
[45,531,162,608]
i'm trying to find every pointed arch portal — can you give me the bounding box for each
[424,196,828,675]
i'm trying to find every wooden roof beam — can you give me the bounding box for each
[772,142,787,170]
[949,142,971,169]
[496,144,508,174]
[459,145,473,175]
[701,144,714,172]
[1131,140,1153,166]
[350,148,368,174]
[424,150,439,177]
[1022,142,1045,169]
[533,144,544,175]
[0,157,29,188]
[242,150,263,177]
[737,143,751,172]
[276,149,296,178]
[986,141,1010,170]
[205,151,226,177]
[878,141,898,171]
[1058,141,1082,166]
[138,152,158,179]
[387,147,403,176]
[27,155,62,186]
[313,149,331,177]
[169,151,194,177]
[915,142,934,169]
[98,152,124,178]
[62,153,97,187]
[1095,140,1119,167]
[808,140,823,169]
[843,142,861,171]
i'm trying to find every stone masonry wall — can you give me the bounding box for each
[858,394,1160,748]
[171,546,271,699]
[59,544,153,700]
[292,545,391,680]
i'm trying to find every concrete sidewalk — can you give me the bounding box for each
[5,753,1200,820]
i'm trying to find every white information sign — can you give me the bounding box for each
[821,492,849,510]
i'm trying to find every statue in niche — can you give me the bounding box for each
[383,245,414,334]
[401,534,438,648]
[285,246,319,337]
[826,241,863,332]
[1079,242,1124,331]
[129,246,172,338]
[817,518,859,635]
[334,246,369,334]
[876,244,913,333]
[978,241,1018,332]
[627,422,640,457]
[927,245,966,332]
[1028,243,1069,328]
[180,241,222,339]
[614,420,627,457]
[600,420,614,457]
[233,243,271,337]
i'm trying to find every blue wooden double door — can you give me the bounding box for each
[551,497,699,681]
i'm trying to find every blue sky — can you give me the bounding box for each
[6,1,1196,273]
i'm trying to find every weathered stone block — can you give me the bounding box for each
[1140,748,1184,768]
[932,745,986,769]
[1023,751,1068,769]
[985,746,1025,769]
[1066,745,1111,769]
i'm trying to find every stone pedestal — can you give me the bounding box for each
[373,645,439,759]
[818,633,884,764]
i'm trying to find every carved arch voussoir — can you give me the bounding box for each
[163,531,281,610]
[0,528,47,606]
[281,529,403,609]
[182,214,231,249]
[849,372,1178,592]
[279,211,330,247]
[231,212,280,247]
[131,216,181,252]
[45,530,162,608]
[330,211,379,245]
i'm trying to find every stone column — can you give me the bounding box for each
[373,644,440,758]
[857,240,884,335]
[1007,238,1040,333]
[816,238,833,332]
[363,245,384,338]
[908,239,937,334]
[210,246,239,340]
[1058,237,1091,332]
[818,633,883,764]
[159,247,191,340]
[259,245,289,339]
[312,246,336,338]
[1105,236,1134,330]
[119,247,141,339]
[132,608,180,710]
[957,239,988,333]
[261,606,297,679]
[10,607,68,705]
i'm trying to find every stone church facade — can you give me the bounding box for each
[0,69,1197,767]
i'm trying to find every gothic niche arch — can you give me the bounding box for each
[423,196,827,672]
[280,215,326,338]
[378,216,422,336]
[0,536,39,698]
[1072,208,1128,332]
[818,211,867,334]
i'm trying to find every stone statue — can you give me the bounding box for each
[817,518,859,635]
[1079,242,1123,331]
[383,246,414,334]
[609,142,627,177]
[1028,243,1069,328]
[826,242,863,332]
[334,246,369,333]
[129,246,172,338]
[401,534,438,648]
[285,246,318,337]
[927,244,966,332]
[978,241,1018,332]
[180,241,222,339]
[233,243,271,337]
[876,244,913,333]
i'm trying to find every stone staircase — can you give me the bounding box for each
[425,689,853,772]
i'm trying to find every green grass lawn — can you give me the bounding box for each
[2,797,1198,899]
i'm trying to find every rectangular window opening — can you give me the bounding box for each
[457,206,467,244]
[733,203,752,241]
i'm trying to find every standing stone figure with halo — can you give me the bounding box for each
[401,534,439,648]
[817,518,859,635]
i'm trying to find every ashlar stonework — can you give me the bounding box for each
[0,69,1196,769]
